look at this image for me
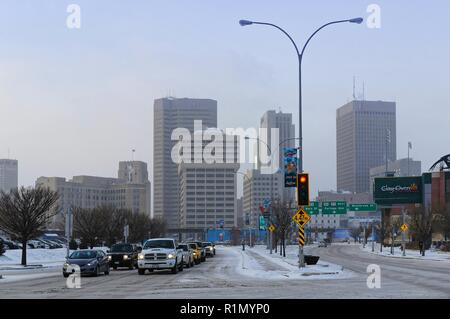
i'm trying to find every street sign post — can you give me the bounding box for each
[400,223,408,232]
[292,208,311,227]
[298,226,305,246]
[348,203,377,212]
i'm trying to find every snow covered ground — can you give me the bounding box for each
[0,247,110,268]
[361,243,450,261]
[232,245,353,280]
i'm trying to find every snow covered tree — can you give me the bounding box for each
[0,187,59,265]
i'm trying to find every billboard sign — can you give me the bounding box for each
[373,176,423,205]
[283,148,298,187]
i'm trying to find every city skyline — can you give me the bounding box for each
[1,1,449,198]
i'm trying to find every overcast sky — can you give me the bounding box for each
[1,0,449,201]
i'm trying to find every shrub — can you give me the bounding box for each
[405,241,420,250]
[69,239,78,250]
[440,245,450,252]
[79,242,88,249]
[0,240,5,256]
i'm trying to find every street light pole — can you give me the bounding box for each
[239,17,363,268]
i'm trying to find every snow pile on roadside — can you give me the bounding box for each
[232,245,353,280]
[361,244,450,261]
[0,246,110,268]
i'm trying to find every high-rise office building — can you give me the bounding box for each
[336,100,396,193]
[259,110,295,201]
[178,130,239,234]
[259,110,295,171]
[153,97,217,229]
[0,159,18,193]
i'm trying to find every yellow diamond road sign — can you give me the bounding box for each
[400,224,408,232]
[268,224,276,233]
[292,208,311,227]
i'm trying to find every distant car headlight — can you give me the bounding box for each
[167,253,176,259]
[138,254,144,260]
[123,255,129,260]
[107,256,112,261]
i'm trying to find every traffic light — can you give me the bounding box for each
[297,173,310,206]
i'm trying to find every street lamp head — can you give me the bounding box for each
[239,19,253,26]
[348,17,364,24]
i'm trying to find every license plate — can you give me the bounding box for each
[114,262,120,264]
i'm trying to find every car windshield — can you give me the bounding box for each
[69,251,97,259]
[110,244,133,252]
[178,244,188,251]
[143,240,174,249]
[189,244,197,249]
[202,242,212,247]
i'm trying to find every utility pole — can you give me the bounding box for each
[402,207,406,256]
[65,207,73,259]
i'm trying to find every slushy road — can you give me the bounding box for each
[0,245,449,298]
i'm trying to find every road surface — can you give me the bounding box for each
[0,244,449,298]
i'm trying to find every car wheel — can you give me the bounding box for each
[113,265,117,270]
[179,260,184,271]
[186,258,190,268]
[105,267,110,275]
[138,268,146,275]
[171,260,178,274]
[94,266,100,277]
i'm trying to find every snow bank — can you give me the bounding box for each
[361,244,450,262]
[230,245,353,280]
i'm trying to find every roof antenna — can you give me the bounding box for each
[362,81,365,101]
[353,76,356,100]
[131,149,135,162]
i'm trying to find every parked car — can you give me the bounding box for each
[28,240,46,249]
[188,243,202,265]
[63,249,110,277]
[193,241,207,262]
[107,243,141,270]
[201,242,215,257]
[318,241,328,248]
[177,243,194,268]
[137,238,184,275]
[2,240,21,250]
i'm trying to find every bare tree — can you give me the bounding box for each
[432,204,450,241]
[350,226,362,243]
[272,199,294,257]
[128,212,152,244]
[0,187,59,265]
[72,207,104,249]
[99,206,130,247]
[409,206,434,256]
[149,217,167,238]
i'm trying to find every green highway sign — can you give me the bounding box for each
[348,203,377,212]
[321,201,347,215]
[304,201,319,215]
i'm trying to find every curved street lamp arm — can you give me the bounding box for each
[252,21,301,60]
[300,19,352,60]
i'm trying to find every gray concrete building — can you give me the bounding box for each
[336,100,396,193]
[153,97,217,229]
[178,130,239,236]
[0,159,18,193]
[259,110,295,202]
[243,169,283,230]
[36,161,151,226]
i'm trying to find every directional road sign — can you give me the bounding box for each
[400,224,409,232]
[348,203,377,212]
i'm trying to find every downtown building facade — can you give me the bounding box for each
[259,110,296,203]
[243,169,283,230]
[153,97,217,229]
[0,159,18,193]
[36,161,151,226]
[178,130,240,238]
[337,100,396,193]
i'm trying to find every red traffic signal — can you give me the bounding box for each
[297,173,310,206]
